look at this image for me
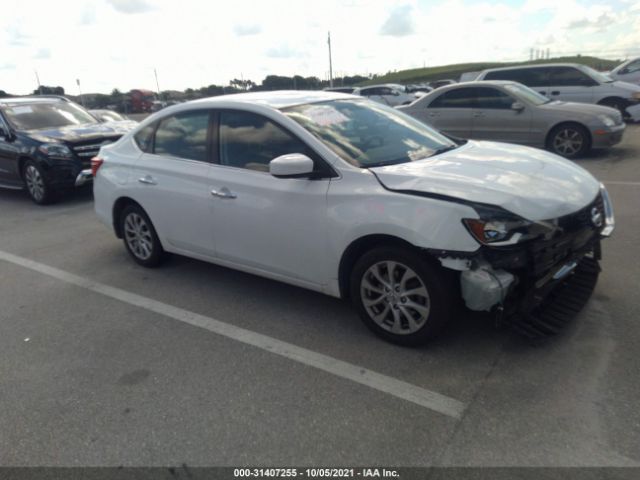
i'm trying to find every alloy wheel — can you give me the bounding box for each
[553,128,584,156]
[124,213,154,261]
[25,165,45,202]
[360,261,431,335]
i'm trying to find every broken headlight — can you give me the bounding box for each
[462,206,553,246]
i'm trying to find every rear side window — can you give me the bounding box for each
[429,88,476,108]
[547,67,596,87]
[134,123,155,152]
[153,111,210,162]
[474,87,514,109]
[485,67,549,87]
[219,110,318,173]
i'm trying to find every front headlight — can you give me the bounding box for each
[38,143,74,159]
[599,183,615,237]
[632,92,640,101]
[598,115,615,127]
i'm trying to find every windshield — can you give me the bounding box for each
[579,65,613,83]
[3,101,98,130]
[503,83,551,105]
[284,99,457,168]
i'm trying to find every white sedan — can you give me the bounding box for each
[93,91,614,345]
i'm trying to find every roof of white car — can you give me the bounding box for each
[189,90,356,109]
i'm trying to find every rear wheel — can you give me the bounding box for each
[120,204,164,267]
[547,123,590,158]
[350,247,453,346]
[23,161,56,205]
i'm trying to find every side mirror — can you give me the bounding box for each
[269,153,315,178]
[511,102,525,112]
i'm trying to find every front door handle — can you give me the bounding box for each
[472,112,484,117]
[138,175,157,185]
[550,91,560,96]
[211,188,237,199]
[538,91,546,95]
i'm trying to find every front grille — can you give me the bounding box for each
[528,193,603,277]
[71,138,119,167]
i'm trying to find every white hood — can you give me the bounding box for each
[370,141,600,221]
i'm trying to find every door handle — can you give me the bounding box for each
[472,112,484,117]
[550,91,560,95]
[211,188,237,199]
[428,112,439,117]
[538,91,546,95]
[138,175,157,185]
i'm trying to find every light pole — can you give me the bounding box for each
[76,79,86,108]
[327,31,333,88]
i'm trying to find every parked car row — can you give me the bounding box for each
[91,90,615,345]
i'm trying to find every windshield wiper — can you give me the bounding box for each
[429,144,460,157]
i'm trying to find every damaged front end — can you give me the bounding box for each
[435,184,615,338]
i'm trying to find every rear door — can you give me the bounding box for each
[132,109,216,256]
[545,66,596,103]
[419,87,475,138]
[470,86,533,144]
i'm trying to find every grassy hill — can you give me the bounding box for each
[362,55,622,85]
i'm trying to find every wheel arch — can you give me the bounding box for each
[112,196,143,238]
[338,234,430,300]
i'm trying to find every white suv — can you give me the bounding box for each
[93,91,614,345]
[476,63,640,121]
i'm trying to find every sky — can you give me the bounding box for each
[1,0,639,95]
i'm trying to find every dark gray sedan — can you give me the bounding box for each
[397,81,626,158]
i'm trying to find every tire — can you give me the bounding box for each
[119,204,165,267]
[23,160,56,205]
[547,123,590,158]
[350,247,454,346]
[598,98,628,119]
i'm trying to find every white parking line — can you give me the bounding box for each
[0,249,465,419]
[603,181,640,186]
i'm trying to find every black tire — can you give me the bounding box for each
[598,98,628,120]
[546,123,591,158]
[22,160,56,205]
[350,246,454,346]
[119,204,165,267]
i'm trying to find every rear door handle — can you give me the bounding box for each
[472,112,484,117]
[550,91,560,95]
[428,112,439,117]
[138,175,157,185]
[211,188,237,199]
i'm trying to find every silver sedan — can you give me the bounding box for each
[397,81,626,158]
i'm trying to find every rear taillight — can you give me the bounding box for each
[91,156,104,177]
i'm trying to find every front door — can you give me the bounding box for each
[210,110,330,287]
[470,86,533,144]
[420,87,476,138]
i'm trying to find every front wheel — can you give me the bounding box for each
[350,247,453,346]
[23,161,56,205]
[120,204,165,267]
[547,123,590,158]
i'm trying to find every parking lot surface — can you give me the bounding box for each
[1,126,640,467]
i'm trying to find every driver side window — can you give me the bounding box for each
[218,110,325,173]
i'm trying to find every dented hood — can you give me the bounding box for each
[370,141,600,221]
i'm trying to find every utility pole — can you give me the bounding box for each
[154,68,161,100]
[529,48,533,61]
[34,71,42,95]
[327,31,333,88]
[76,79,86,108]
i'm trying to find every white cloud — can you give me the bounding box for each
[380,5,415,37]
[106,0,155,14]
[234,24,262,36]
